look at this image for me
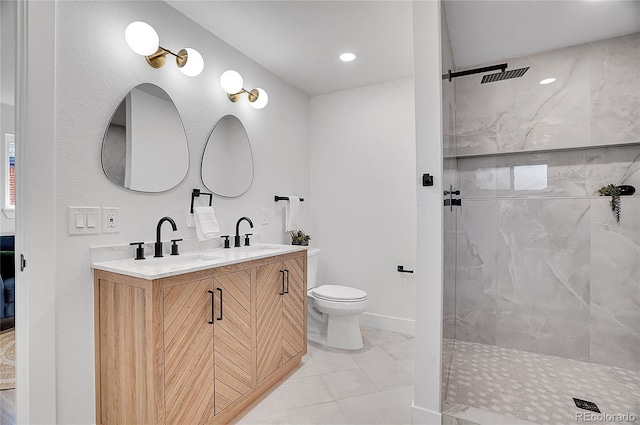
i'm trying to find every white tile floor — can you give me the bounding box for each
[0,327,414,425]
[232,326,416,425]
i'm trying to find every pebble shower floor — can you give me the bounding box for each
[442,338,640,425]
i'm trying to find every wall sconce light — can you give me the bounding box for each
[220,70,269,109]
[125,21,204,77]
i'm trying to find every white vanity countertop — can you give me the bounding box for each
[92,243,308,280]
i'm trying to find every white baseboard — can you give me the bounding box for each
[359,312,415,336]
[411,402,441,424]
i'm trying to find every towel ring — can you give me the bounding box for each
[191,189,213,213]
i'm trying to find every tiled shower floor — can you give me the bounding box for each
[443,338,640,425]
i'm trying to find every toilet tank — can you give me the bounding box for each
[307,248,320,289]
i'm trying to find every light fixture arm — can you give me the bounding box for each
[144,46,188,69]
[227,88,260,103]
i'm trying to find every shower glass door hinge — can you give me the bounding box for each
[20,254,26,271]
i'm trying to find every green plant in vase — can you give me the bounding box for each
[598,184,621,223]
[290,230,311,246]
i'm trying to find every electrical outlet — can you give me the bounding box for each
[260,209,269,225]
[102,207,120,233]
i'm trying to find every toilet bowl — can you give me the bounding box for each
[307,248,367,350]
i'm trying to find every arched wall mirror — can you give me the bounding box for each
[102,83,189,192]
[201,115,254,197]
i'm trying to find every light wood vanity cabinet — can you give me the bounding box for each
[94,251,307,425]
[256,256,306,383]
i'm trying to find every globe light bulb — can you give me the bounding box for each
[249,88,269,110]
[220,70,244,94]
[125,21,159,56]
[179,48,204,77]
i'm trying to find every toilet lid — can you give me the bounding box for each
[311,285,367,302]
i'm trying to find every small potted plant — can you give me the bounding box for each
[290,230,311,246]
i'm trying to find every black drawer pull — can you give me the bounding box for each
[284,269,290,294]
[279,270,286,295]
[208,290,215,324]
[217,287,223,320]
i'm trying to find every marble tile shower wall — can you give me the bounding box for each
[453,33,639,156]
[453,145,640,371]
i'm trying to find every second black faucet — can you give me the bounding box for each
[235,217,254,247]
[155,216,178,257]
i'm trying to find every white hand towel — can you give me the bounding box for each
[285,196,300,232]
[193,206,220,241]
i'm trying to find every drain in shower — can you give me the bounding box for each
[573,398,601,413]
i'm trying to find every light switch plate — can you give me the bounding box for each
[68,207,101,235]
[102,207,120,233]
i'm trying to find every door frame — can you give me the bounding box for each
[15,0,57,422]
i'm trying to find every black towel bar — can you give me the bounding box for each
[274,196,304,202]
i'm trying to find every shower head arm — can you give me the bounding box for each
[442,63,507,81]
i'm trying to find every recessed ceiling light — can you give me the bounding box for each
[539,77,556,85]
[339,52,358,62]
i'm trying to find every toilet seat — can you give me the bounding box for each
[311,285,367,302]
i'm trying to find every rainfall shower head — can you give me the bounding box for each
[443,63,530,84]
[481,67,530,84]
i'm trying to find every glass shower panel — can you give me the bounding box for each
[441,55,458,415]
[441,31,640,424]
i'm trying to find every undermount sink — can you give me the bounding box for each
[142,253,204,264]
[236,244,282,252]
[224,244,283,258]
[198,251,226,261]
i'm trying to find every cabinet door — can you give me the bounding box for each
[256,261,285,383]
[163,279,214,425]
[283,256,306,362]
[213,270,252,415]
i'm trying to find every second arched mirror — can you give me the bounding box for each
[201,115,254,197]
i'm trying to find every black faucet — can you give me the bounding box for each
[155,216,177,257]
[234,217,254,247]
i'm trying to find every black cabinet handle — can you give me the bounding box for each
[208,290,215,324]
[217,288,223,320]
[279,270,286,295]
[397,265,414,273]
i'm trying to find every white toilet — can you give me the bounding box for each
[306,248,367,350]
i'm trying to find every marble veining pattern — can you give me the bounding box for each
[589,198,640,370]
[450,145,639,368]
[455,33,639,156]
[457,145,640,200]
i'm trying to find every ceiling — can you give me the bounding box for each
[166,1,415,97]
[166,0,640,97]
[445,0,640,69]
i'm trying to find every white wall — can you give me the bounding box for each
[309,78,417,334]
[53,2,309,423]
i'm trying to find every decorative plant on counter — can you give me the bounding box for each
[290,230,311,246]
[598,184,621,223]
